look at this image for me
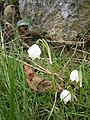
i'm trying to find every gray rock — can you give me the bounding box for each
[19,0,90,43]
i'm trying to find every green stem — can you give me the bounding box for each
[50,64,56,93]
[80,87,82,103]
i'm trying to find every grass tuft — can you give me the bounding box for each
[0,25,90,120]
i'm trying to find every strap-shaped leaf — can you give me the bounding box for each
[17,18,32,27]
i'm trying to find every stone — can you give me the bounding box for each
[19,0,90,43]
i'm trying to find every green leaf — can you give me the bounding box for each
[17,18,32,27]
[36,39,52,64]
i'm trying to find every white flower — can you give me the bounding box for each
[60,89,71,104]
[28,44,41,59]
[70,70,79,83]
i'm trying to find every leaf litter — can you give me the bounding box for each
[24,64,64,93]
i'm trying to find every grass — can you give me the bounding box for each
[0,26,90,120]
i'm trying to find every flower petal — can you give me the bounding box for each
[28,44,41,59]
[60,89,71,104]
[70,70,79,83]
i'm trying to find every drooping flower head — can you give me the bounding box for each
[28,44,41,60]
[60,89,71,104]
[70,70,79,83]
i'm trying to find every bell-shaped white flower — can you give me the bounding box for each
[28,44,41,59]
[70,70,79,83]
[60,89,71,104]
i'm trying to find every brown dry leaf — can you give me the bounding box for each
[24,64,64,93]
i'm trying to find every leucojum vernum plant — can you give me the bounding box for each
[27,39,83,119]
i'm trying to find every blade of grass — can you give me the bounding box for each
[9,57,15,120]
